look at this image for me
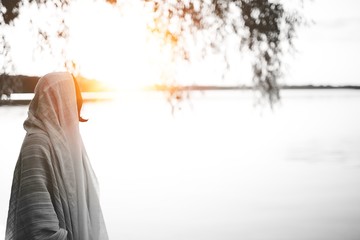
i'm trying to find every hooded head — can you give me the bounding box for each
[34,72,85,120]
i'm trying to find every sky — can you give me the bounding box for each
[1,0,360,87]
[284,0,360,86]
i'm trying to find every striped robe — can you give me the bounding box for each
[6,133,69,240]
[6,72,108,240]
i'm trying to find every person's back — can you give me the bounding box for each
[7,133,68,239]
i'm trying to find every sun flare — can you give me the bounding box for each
[68,1,164,91]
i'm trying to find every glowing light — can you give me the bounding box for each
[68,1,164,91]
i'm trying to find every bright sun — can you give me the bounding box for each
[68,1,163,91]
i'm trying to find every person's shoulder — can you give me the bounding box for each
[21,133,52,159]
[18,133,54,176]
[23,132,50,145]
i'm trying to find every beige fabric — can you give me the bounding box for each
[6,72,108,240]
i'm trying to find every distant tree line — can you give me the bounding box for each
[0,74,110,94]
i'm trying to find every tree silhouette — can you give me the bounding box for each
[0,0,304,105]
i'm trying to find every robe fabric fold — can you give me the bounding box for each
[6,72,108,240]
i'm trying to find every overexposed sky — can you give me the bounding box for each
[1,0,360,86]
[284,0,360,86]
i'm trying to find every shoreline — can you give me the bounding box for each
[1,87,360,106]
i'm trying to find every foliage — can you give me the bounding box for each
[0,0,305,106]
[144,0,304,105]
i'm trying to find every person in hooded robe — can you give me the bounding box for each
[5,72,108,240]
